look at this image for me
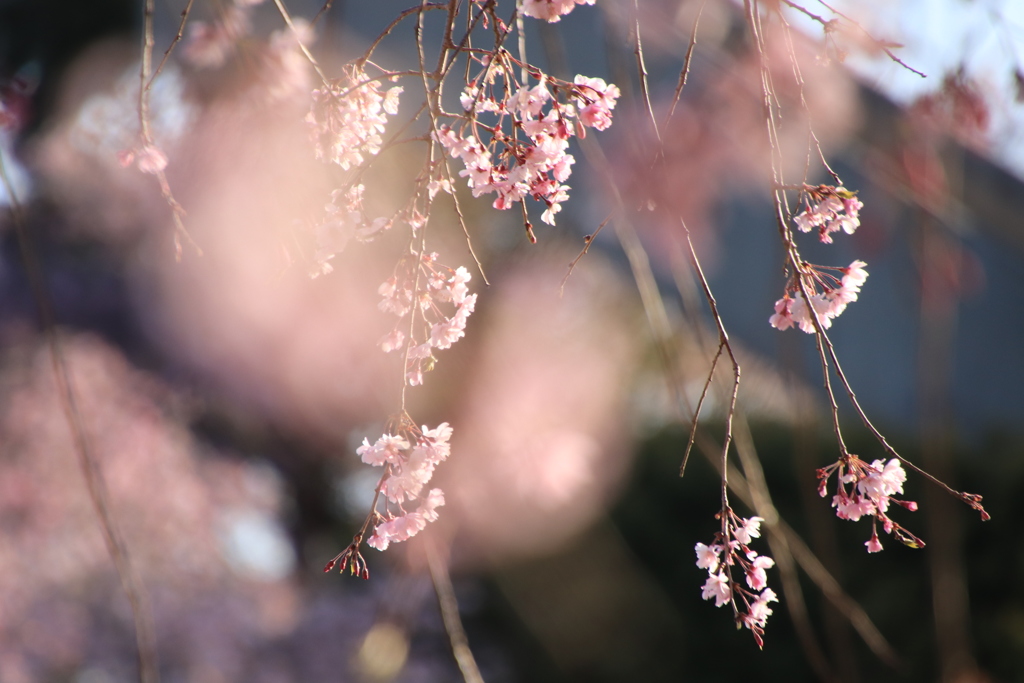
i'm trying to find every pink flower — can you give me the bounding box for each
[733,516,763,545]
[418,423,453,464]
[507,83,552,119]
[745,588,778,629]
[447,267,472,305]
[357,434,409,467]
[695,542,721,572]
[769,297,795,331]
[520,0,594,22]
[429,316,467,350]
[378,329,405,353]
[701,572,732,607]
[857,458,906,504]
[865,531,883,553]
[136,145,168,174]
[573,76,620,131]
[745,553,775,590]
[793,188,862,242]
[418,488,445,523]
[382,449,436,503]
[308,65,402,170]
[366,489,446,551]
[832,493,875,521]
[842,260,869,290]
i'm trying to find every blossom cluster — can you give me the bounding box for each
[793,185,864,244]
[817,456,923,553]
[377,252,477,386]
[769,259,868,333]
[771,185,869,333]
[307,65,403,170]
[520,0,596,22]
[310,184,393,277]
[436,65,619,228]
[695,512,778,648]
[357,423,453,550]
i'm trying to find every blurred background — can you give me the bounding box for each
[0,0,1023,681]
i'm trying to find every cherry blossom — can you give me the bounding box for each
[818,455,925,552]
[355,423,453,551]
[769,260,869,333]
[437,63,618,227]
[702,572,731,607]
[572,76,620,131]
[695,510,777,646]
[793,185,863,244]
[520,0,596,23]
[745,552,775,591]
[311,185,394,277]
[307,65,403,170]
[695,542,721,572]
[356,433,409,467]
[374,253,476,385]
[366,489,446,551]
[745,589,778,630]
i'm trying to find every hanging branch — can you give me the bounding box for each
[0,144,160,683]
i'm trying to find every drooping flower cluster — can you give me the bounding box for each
[356,423,452,551]
[769,260,868,333]
[771,183,869,333]
[307,65,403,170]
[817,456,923,553]
[436,59,619,229]
[310,184,393,277]
[377,252,477,385]
[695,511,778,648]
[793,185,864,244]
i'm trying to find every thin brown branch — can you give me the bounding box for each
[734,416,838,682]
[680,341,722,477]
[138,0,200,259]
[682,227,740,511]
[818,324,988,518]
[779,0,927,78]
[701,433,902,668]
[0,145,160,683]
[664,0,704,127]
[560,214,611,295]
[632,0,662,145]
[271,0,330,86]
[312,0,336,26]
[426,538,486,683]
[358,3,448,67]
[148,0,195,88]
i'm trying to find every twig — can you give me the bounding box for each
[814,0,926,78]
[560,214,610,295]
[779,0,926,78]
[632,0,662,146]
[148,0,195,88]
[271,0,330,86]
[138,0,200,259]
[312,0,336,26]
[664,0,704,127]
[358,4,448,67]
[700,430,902,668]
[0,144,160,683]
[426,539,487,683]
[733,416,838,682]
[680,341,722,477]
